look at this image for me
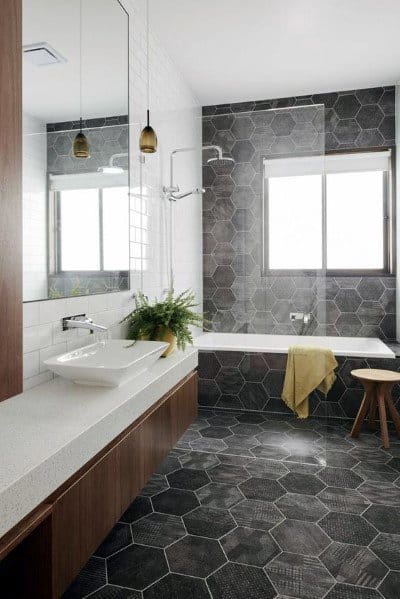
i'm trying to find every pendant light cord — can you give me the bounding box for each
[79,0,83,129]
[146,0,150,123]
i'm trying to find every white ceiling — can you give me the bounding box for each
[23,0,128,124]
[151,0,400,106]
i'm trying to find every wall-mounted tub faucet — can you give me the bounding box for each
[290,312,311,325]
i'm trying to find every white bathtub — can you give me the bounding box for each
[194,332,395,359]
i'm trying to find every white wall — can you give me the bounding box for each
[23,113,48,301]
[23,0,203,390]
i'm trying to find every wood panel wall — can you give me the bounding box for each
[0,0,23,400]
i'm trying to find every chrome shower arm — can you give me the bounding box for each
[170,147,196,188]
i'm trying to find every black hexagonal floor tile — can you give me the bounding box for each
[183,505,236,538]
[251,444,290,460]
[378,570,400,599]
[200,426,233,439]
[358,481,400,507]
[208,562,276,599]
[207,463,249,484]
[231,423,263,436]
[220,526,279,566]
[86,586,141,598]
[317,487,370,514]
[62,557,107,599]
[120,495,153,524]
[236,412,265,424]
[370,533,400,569]
[94,523,132,558]
[152,488,199,516]
[363,504,400,533]
[179,451,220,470]
[265,552,334,599]
[319,512,377,545]
[131,513,186,548]
[167,468,210,491]
[196,482,244,509]
[322,450,359,469]
[155,455,181,475]
[317,467,363,489]
[107,544,168,590]
[324,583,382,599]
[239,477,285,501]
[245,458,289,479]
[271,519,330,556]
[190,437,228,452]
[140,473,169,497]
[230,498,283,530]
[255,430,289,446]
[320,542,388,588]
[166,535,226,577]
[280,472,325,495]
[276,493,328,521]
[143,573,211,599]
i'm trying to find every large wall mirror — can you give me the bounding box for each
[22,0,129,302]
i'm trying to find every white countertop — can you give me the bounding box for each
[0,348,198,538]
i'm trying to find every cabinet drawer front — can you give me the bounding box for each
[52,447,119,596]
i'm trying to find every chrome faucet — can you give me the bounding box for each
[62,314,108,334]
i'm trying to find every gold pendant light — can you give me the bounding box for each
[73,0,90,159]
[139,0,157,153]
[73,118,90,158]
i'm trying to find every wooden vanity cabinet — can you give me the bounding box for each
[0,371,198,599]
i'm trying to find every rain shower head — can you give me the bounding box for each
[207,155,235,166]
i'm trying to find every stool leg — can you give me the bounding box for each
[369,388,378,430]
[377,387,390,449]
[386,393,400,438]
[351,388,372,439]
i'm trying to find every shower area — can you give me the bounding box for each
[198,88,398,419]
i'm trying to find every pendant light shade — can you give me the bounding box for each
[140,0,157,154]
[140,110,157,153]
[73,0,90,159]
[73,118,90,158]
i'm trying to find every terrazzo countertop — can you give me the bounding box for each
[0,348,198,538]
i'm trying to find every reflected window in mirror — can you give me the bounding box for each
[22,0,129,301]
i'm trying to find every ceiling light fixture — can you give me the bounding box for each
[73,0,90,159]
[139,0,157,154]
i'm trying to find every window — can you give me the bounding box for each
[264,151,392,273]
[49,173,129,273]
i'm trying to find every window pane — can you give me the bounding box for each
[268,175,322,269]
[60,189,100,270]
[327,171,384,270]
[102,187,129,270]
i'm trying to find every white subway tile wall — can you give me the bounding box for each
[23,0,203,390]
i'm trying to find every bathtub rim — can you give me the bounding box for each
[193,332,395,360]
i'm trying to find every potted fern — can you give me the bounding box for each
[122,289,204,357]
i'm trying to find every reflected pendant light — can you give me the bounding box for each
[139,0,157,153]
[73,0,90,158]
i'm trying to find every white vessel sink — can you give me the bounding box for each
[44,339,169,387]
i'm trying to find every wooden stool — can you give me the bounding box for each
[350,369,400,449]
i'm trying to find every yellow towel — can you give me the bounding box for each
[282,346,338,419]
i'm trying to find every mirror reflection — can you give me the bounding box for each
[22,0,129,301]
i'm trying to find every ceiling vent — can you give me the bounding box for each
[23,42,67,66]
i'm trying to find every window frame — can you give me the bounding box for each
[48,185,129,278]
[261,147,395,277]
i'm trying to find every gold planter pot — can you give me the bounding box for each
[140,326,177,357]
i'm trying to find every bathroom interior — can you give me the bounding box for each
[1,0,400,597]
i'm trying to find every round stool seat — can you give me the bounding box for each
[350,368,400,449]
[351,368,400,383]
